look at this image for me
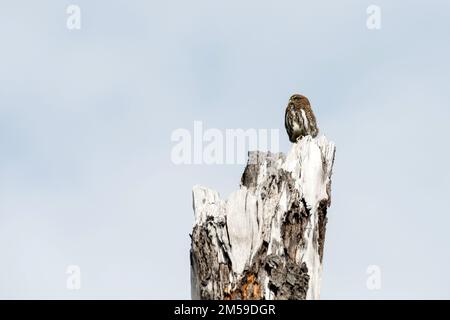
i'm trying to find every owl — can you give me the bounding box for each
[285,94,319,143]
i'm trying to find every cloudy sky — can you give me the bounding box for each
[0,0,449,298]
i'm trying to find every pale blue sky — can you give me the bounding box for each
[0,0,449,298]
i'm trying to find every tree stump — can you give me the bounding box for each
[190,136,336,300]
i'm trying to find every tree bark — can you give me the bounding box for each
[190,136,336,300]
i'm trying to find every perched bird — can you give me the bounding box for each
[284,94,319,143]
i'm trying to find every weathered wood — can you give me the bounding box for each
[190,136,336,300]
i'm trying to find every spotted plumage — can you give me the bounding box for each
[285,94,319,143]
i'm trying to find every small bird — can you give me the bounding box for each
[284,94,319,143]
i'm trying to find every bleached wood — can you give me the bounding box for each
[190,135,336,300]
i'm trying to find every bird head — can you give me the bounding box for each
[289,94,309,103]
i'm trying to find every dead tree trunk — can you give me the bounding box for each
[190,136,336,300]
